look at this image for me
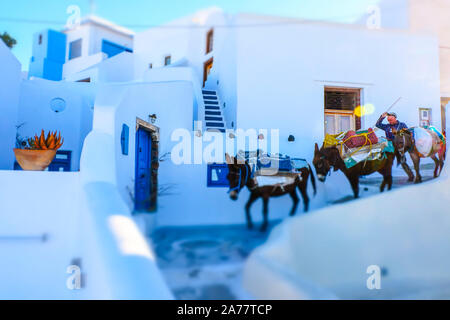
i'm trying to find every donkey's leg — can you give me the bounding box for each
[245,193,258,230]
[380,174,386,192]
[260,196,269,232]
[348,174,360,198]
[438,151,445,176]
[288,189,300,216]
[379,168,391,192]
[430,154,440,178]
[297,182,310,212]
[385,157,394,191]
[381,172,393,191]
[410,152,422,183]
[401,161,415,182]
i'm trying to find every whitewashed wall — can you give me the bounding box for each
[235,14,441,163]
[65,51,136,83]
[134,8,232,87]
[17,78,96,171]
[63,23,133,79]
[0,40,22,170]
[95,10,441,228]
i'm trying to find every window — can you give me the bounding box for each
[69,39,82,60]
[324,87,361,135]
[206,29,214,54]
[207,163,229,187]
[38,34,42,45]
[419,107,432,127]
[164,55,171,66]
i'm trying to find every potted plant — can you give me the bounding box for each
[14,130,64,171]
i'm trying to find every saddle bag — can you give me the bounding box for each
[343,128,378,149]
[257,155,293,172]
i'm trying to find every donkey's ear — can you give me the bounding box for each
[314,143,320,153]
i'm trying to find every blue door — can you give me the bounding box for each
[135,129,152,211]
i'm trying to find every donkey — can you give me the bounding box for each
[393,128,445,183]
[225,153,316,232]
[313,143,395,198]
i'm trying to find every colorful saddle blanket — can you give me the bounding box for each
[341,138,395,169]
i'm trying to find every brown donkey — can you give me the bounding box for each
[313,143,395,198]
[225,153,316,232]
[393,128,445,183]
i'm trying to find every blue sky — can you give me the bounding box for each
[0,0,379,70]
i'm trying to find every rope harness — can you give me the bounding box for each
[227,163,254,194]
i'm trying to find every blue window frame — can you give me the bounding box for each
[207,163,229,187]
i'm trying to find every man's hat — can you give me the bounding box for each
[387,112,397,118]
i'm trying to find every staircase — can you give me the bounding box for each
[202,89,226,133]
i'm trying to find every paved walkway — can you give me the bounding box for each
[151,163,440,300]
[151,224,275,299]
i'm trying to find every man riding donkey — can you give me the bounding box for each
[375,112,416,181]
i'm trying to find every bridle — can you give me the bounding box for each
[228,164,249,193]
[228,163,253,193]
[319,152,336,176]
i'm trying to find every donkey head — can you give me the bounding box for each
[393,129,413,157]
[313,143,340,182]
[225,153,248,201]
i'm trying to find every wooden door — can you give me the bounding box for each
[203,58,213,87]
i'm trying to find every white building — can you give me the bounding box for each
[63,15,134,81]
[29,15,134,82]
[357,0,450,131]
[48,7,442,228]
[0,6,447,298]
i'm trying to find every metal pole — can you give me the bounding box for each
[373,97,402,130]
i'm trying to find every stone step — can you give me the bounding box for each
[205,111,221,116]
[205,116,223,121]
[204,100,219,105]
[206,128,226,133]
[206,122,225,128]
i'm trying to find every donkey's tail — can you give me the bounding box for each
[308,164,317,196]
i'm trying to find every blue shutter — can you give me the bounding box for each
[121,124,129,155]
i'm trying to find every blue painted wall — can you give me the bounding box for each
[29,29,66,81]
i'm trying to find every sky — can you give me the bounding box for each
[0,0,380,70]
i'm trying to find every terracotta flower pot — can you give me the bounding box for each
[13,149,57,171]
